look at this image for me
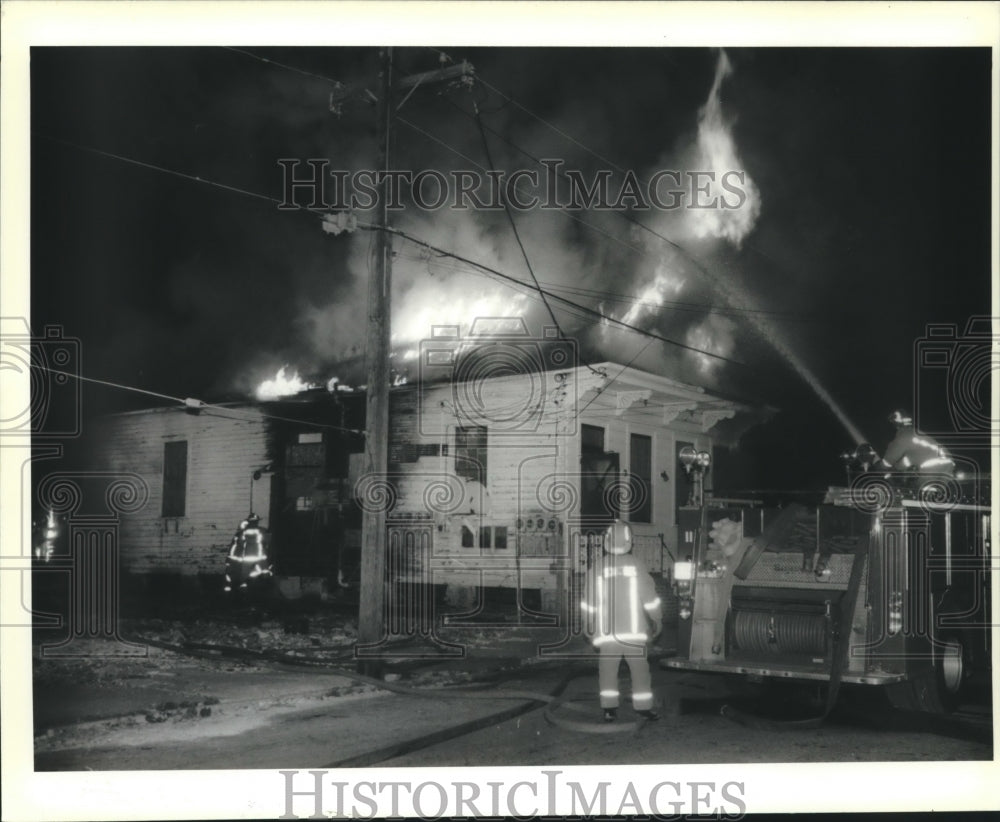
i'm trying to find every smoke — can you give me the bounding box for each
[251,48,765,396]
[686,313,738,376]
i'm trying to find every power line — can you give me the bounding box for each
[382,224,749,367]
[470,99,570,351]
[28,363,364,434]
[34,133,282,208]
[42,117,794,329]
[393,246,754,373]
[38,74,752,370]
[536,281,821,322]
[40,118,750,370]
[222,45,798,339]
[223,47,350,89]
[219,45,774,340]
[429,47,630,178]
[393,113,644,257]
[217,46,648,268]
[433,50,804,331]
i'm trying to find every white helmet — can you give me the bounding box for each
[889,410,913,427]
[604,520,632,555]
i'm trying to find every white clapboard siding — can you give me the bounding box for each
[89,407,269,575]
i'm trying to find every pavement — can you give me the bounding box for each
[32,627,678,770]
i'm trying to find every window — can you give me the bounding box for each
[629,433,652,523]
[459,525,508,551]
[582,424,604,454]
[454,426,487,485]
[162,440,188,517]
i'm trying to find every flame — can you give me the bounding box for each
[620,262,685,326]
[255,365,314,400]
[687,50,761,247]
[326,376,356,392]
[391,286,531,356]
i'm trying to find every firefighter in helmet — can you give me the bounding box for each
[224,512,272,594]
[580,520,663,722]
[878,410,955,477]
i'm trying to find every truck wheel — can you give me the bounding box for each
[934,635,965,712]
[885,635,964,713]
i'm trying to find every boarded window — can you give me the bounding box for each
[161,440,187,517]
[454,426,487,486]
[629,433,652,523]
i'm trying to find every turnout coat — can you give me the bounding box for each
[580,551,662,647]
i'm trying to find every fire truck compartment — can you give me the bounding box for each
[727,586,847,661]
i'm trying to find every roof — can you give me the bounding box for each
[95,362,775,444]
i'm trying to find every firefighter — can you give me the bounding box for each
[580,520,663,722]
[878,410,955,477]
[224,513,271,593]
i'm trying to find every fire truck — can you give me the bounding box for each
[664,453,992,714]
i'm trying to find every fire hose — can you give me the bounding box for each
[124,633,655,738]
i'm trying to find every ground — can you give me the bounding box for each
[29,611,993,771]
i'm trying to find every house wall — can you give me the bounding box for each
[89,371,733,591]
[387,374,721,585]
[388,376,574,590]
[90,407,269,576]
[594,413,714,574]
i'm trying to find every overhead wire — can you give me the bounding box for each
[392,248,748,374]
[35,133,283,208]
[28,363,365,434]
[401,247,814,323]
[216,46,773,350]
[468,97,607,378]
[391,113,645,257]
[424,50,763,389]
[39,129,745,369]
[41,48,757,378]
[429,47,829,376]
[382,224,748,367]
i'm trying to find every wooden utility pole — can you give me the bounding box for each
[351,51,474,672]
[357,47,394,669]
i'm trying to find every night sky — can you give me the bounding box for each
[30,47,992,492]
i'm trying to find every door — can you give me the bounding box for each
[250,472,272,529]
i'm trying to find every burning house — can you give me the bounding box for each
[81,357,769,612]
[80,388,366,601]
